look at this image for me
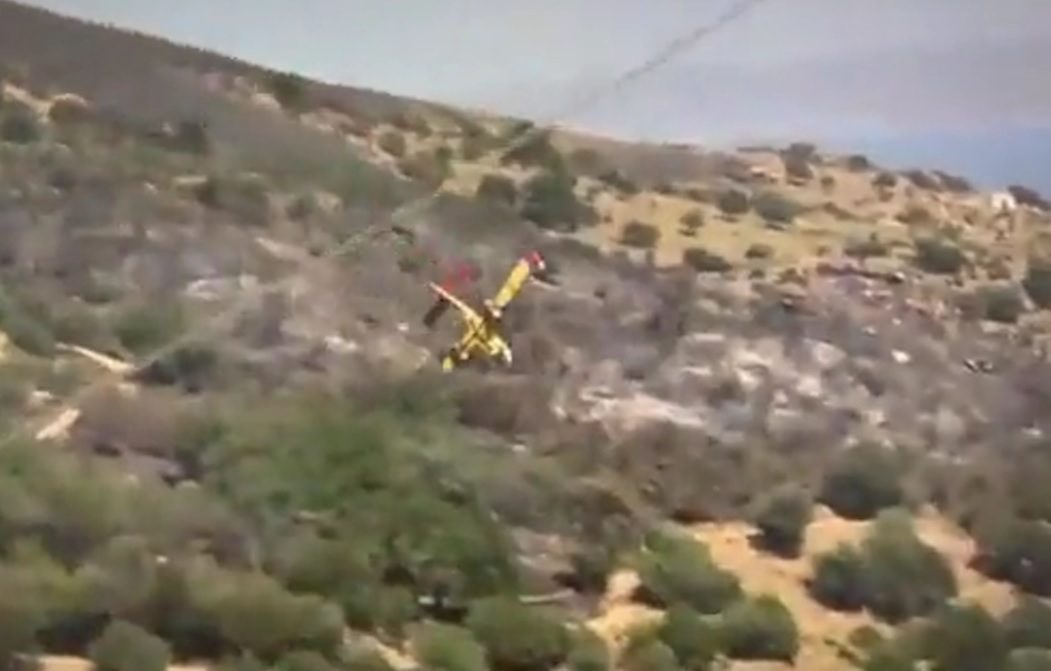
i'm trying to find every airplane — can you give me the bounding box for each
[422,250,549,371]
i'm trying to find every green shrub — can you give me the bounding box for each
[678,210,704,236]
[567,628,609,671]
[753,485,813,557]
[656,604,720,671]
[597,170,639,196]
[1009,649,1051,671]
[744,243,774,260]
[635,529,741,614]
[114,301,185,356]
[819,444,904,520]
[267,72,309,110]
[465,596,569,671]
[913,238,966,274]
[1002,597,1051,650]
[858,511,957,622]
[88,620,171,671]
[0,287,56,356]
[719,595,799,662]
[565,545,616,595]
[398,152,450,188]
[860,643,918,671]
[501,131,564,173]
[378,130,407,158]
[413,622,488,671]
[0,566,48,668]
[520,170,593,232]
[924,603,1007,671]
[847,155,872,172]
[476,174,518,207]
[215,653,269,671]
[716,189,749,216]
[0,107,40,144]
[975,518,1051,597]
[620,221,660,249]
[979,284,1026,324]
[682,248,732,274]
[274,650,337,671]
[782,154,813,182]
[845,234,889,259]
[753,192,802,223]
[1023,257,1051,309]
[810,545,867,611]
[341,647,396,671]
[195,173,271,226]
[621,637,680,671]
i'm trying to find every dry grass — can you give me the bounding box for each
[581,506,1021,671]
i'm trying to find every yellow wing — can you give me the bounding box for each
[428,282,483,329]
[489,257,534,311]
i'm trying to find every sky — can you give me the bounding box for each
[17,0,1051,189]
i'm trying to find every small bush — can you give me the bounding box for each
[716,189,749,216]
[859,511,957,622]
[88,620,171,671]
[635,529,741,614]
[904,170,940,191]
[501,131,564,173]
[1009,649,1051,671]
[0,108,41,144]
[620,221,660,249]
[810,544,869,611]
[744,243,774,261]
[678,210,704,236]
[819,444,904,520]
[847,154,872,172]
[782,154,813,182]
[0,287,56,356]
[753,485,813,557]
[567,628,610,671]
[274,650,336,671]
[897,205,934,226]
[413,622,488,671]
[1001,597,1051,650]
[621,637,680,671]
[872,172,897,189]
[1023,257,1051,308]
[48,94,92,125]
[565,546,615,595]
[172,119,210,155]
[656,604,720,671]
[597,170,639,196]
[861,643,918,671]
[753,191,802,223]
[476,174,517,207]
[465,597,569,671]
[195,173,271,226]
[719,595,799,662]
[398,152,450,188]
[114,302,185,356]
[682,248,732,274]
[845,234,889,259]
[913,238,966,274]
[934,171,973,193]
[980,285,1026,324]
[924,603,1007,671]
[975,517,1051,596]
[378,130,407,158]
[266,72,309,110]
[520,171,593,232]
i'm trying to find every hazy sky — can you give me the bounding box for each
[17,1,1051,148]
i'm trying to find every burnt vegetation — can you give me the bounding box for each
[4,3,1051,670]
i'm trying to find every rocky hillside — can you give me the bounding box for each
[2,3,1051,671]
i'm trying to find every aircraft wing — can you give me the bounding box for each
[428,282,483,326]
[490,257,534,311]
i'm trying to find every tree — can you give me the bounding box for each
[567,628,609,671]
[520,170,590,232]
[88,620,172,671]
[913,238,967,275]
[819,444,904,520]
[1008,649,1051,671]
[682,248,732,274]
[413,622,489,671]
[1002,597,1051,650]
[465,597,569,671]
[621,637,680,671]
[620,222,660,249]
[634,529,741,614]
[476,174,517,207]
[0,107,41,144]
[719,595,799,662]
[656,604,720,671]
[716,189,749,216]
[975,518,1051,597]
[1023,257,1051,309]
[753,485,813,557]
[809,544,867,611]
[924,603,1007,671]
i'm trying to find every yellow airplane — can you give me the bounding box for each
[423,251,548,371]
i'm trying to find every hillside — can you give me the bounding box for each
[2,3,1051,671]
